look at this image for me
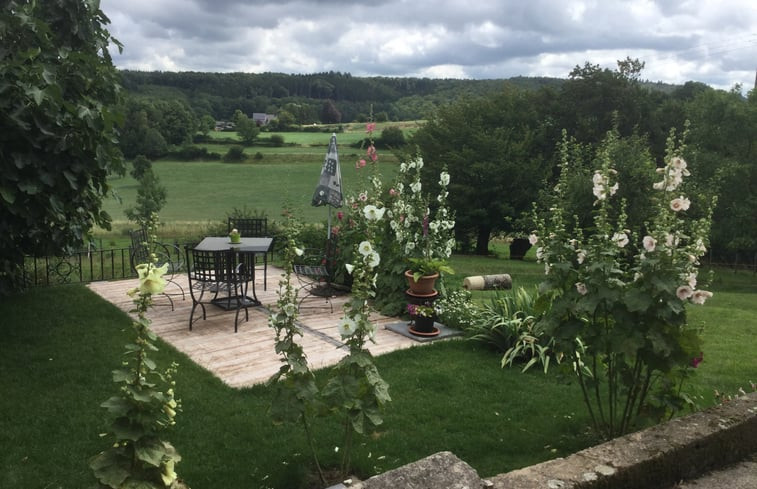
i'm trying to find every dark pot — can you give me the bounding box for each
[509,238,532,260]
[413,315,436,333]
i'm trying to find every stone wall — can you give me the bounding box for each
[351,392,757,489]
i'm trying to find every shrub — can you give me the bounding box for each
[270,134,285,147]
[223,145,246,162]
[379,126,406,148]
[435,289,481,329]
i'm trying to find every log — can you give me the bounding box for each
[462,274,512,291]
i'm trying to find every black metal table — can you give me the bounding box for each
[194,236,273,308]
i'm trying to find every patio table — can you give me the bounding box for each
[194,236,273,308]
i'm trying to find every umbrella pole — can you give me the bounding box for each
[327,206,332,240]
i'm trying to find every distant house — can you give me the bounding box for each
[214,121,235,131]
[252,113,277,126]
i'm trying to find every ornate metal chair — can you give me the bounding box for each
[129,228,185,309]
[184,246,253,333]
[293,238,341,313]
[228,218,271,289]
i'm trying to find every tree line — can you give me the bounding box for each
[409,61,756,264]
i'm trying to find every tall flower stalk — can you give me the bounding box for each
[533,126,714,438]
[91,214,183,488]
[267,211,326,483]
[388,156,455,280]
[322,196,391,477]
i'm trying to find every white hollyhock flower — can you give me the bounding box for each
[528,234,538,245]
[363,205,386,221]
[575,282,588,295]
[439,172,450,186]
[691,290,713,305]
[345,263,354,274]
[367,251,380,269]
[642,236,656,252]
[337,316,358,338]
[670,196,691,212]
[612,232,629,248]
[358,240,373,256]
[676,285,694,300]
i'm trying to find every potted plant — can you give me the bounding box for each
[405,257,455,295]
[407,302,437,333]
[389,157,456,295]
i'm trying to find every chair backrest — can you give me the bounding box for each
[129,228,150,268]
[185,247,253,284]
[229,218,267,237]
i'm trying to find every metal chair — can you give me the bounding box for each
[228,218,271,289]
[293,239,340,313]
[185,246,253,333]
[129,228,185,309]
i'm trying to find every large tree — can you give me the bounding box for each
[412,85,549,254]
[0,0,124,292]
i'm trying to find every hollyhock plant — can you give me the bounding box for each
[388,156,455,281]
[531,125,714,438]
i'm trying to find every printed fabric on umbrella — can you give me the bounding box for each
[312,133,343,208]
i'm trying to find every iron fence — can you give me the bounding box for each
[22,244,187,287]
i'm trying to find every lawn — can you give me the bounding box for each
[1,257,754,489]
[102,158,399,226]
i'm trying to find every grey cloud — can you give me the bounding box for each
[100,0,757,90]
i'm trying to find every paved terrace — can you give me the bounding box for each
[87,266,431,388]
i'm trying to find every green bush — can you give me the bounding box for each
[270,134,285,147]
[435,289,480,328]
[222,145,246,162]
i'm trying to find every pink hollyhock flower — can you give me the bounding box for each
[366,122,376,133]
[337,211,344,220]
[366,145,378,162]
[575,282,588,295]
[389,188,397,196]
[690,352,703,368]
[359,159,367,167]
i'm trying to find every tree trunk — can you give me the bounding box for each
[474,226,491,255]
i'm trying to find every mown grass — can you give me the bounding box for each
[102,158,399,226]
[1,258,754,489]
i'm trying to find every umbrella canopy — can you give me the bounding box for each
[311,133,343,208]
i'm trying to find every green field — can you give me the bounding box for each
[103,158,398,228]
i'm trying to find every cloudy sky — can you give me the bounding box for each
[100,0,757,92]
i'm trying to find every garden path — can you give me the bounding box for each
[87,266,421,388]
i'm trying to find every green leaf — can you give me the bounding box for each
[134,439,167,467]
[101,396,131,416]
[0,186,16,204]
[25,86,45,105]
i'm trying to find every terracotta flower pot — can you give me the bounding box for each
[405,270,439,296]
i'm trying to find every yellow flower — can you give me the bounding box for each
[135,263,169,295]
[161,459,177,486]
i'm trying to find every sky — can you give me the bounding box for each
[100,0,757,92]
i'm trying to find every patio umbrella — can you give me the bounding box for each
[311,133,343,239]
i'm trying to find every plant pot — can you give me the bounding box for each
[405,270,439,296]
[412,314,436,333]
